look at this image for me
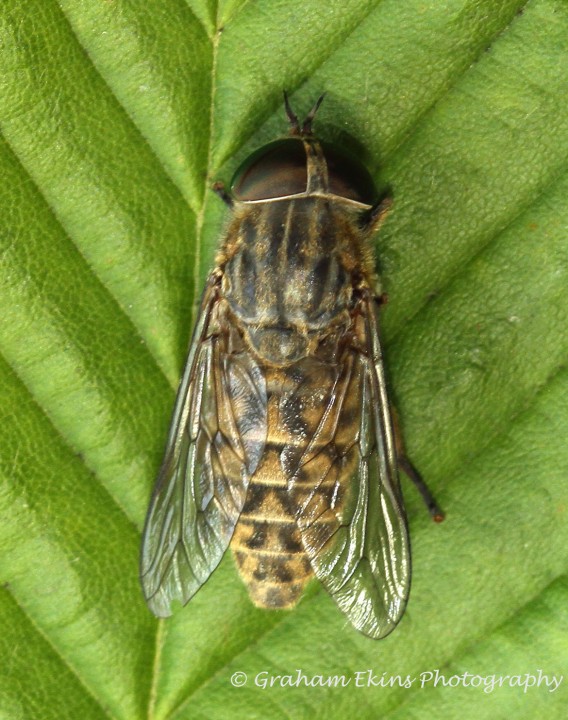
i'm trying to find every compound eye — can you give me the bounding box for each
[231,139,307,201]
[322,142,378,206]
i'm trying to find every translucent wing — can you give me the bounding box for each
[287,294,410,638]
[140,277,267,617]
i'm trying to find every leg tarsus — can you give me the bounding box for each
[374,292,389,307]
[391,405,445,522]
[398,456,445,523]
[212,181,233,208]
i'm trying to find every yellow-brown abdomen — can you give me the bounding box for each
[229,338,360,609]
[231,382,313,608]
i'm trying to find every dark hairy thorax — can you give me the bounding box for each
[221,196,367,365]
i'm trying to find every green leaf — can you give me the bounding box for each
[1,0,567,718]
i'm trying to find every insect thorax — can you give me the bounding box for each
[220,195,365,365]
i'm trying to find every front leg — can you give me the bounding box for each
[212,181,234,208]
[360,195,393,235]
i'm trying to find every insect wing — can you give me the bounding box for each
[288,295,410,639]
[140,278,267,616]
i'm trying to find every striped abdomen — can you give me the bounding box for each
[229,346,361,609]
[230,368,313,608]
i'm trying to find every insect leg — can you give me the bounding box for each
[360,195,393,235]
[398,455,445,523]
[212,181,234,208]
[391,408,445,523]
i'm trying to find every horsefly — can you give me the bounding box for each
[140,95,443,639]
